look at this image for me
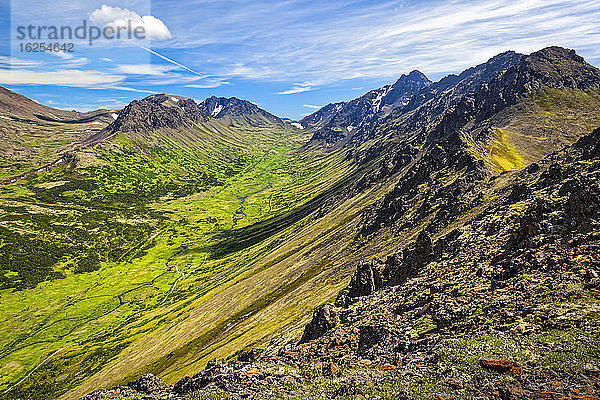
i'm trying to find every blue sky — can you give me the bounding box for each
[1,0,599,120]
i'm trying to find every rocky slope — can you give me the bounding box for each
[0,86,115,183]
[200,95,286,127]
[0,86,113,124]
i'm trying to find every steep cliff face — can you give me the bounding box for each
[199,96,286,127]
[71,48,600,400]
[342,47,600,236]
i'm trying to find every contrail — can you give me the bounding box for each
[131,42,211,78]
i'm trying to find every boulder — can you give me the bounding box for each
[384,231,433,286]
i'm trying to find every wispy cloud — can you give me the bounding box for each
[226,63,275,79]
[0,69,125,87]
[161,0,600,84]
[106,86,156,94]
[278,83,313,95]
[5,0,600,119]
[131,42,208,77]
[303,104,323,109]
[0,56,42,68]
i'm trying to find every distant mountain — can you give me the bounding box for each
[107,94,286,136]
[199,96,285,127]
[0,86,114,124]
[75,47,600,400]
[0,86,115,183]
[301,70,431,143]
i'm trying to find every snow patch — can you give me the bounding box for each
[0,116,13,120]
[171,97,180,103]
[111,113,118,120]
[291,122,303,129]
[371,86,391,112]
[212,104,223,117]
[89,121,102,125]
[347,125,354,132]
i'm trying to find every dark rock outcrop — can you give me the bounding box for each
[109,94,205,133]
[299,303,339,343]
[346,260,383,298]
[303,70,431,144]
[384,231,433,287]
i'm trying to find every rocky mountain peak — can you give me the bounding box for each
[301,70,431,143]
[407,69,428,79]
[199,96,284,127]
[108,94,204,133]
[200,96,256,117]
[519,46,600,91]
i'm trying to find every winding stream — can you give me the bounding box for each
[0,177,274,387]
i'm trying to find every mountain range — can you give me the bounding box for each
[0,46,599,400]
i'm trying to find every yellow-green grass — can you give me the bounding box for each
[463,127,526,172]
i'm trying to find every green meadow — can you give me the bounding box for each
[0,121,356,399]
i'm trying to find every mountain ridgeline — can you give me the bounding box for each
[300,70,432,143]
[0,46,599,400]
[106,94,287,135]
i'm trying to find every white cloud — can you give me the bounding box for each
[0,69,125,87]
[226,63,275,79]
[185,80,230,89]
[0,56,42,68]
[101,58,112,62]
[114,64,173,75]
[90,5,172,41]
[278,83,313,95]
[303,104,323,109]
[105,86,156,94]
